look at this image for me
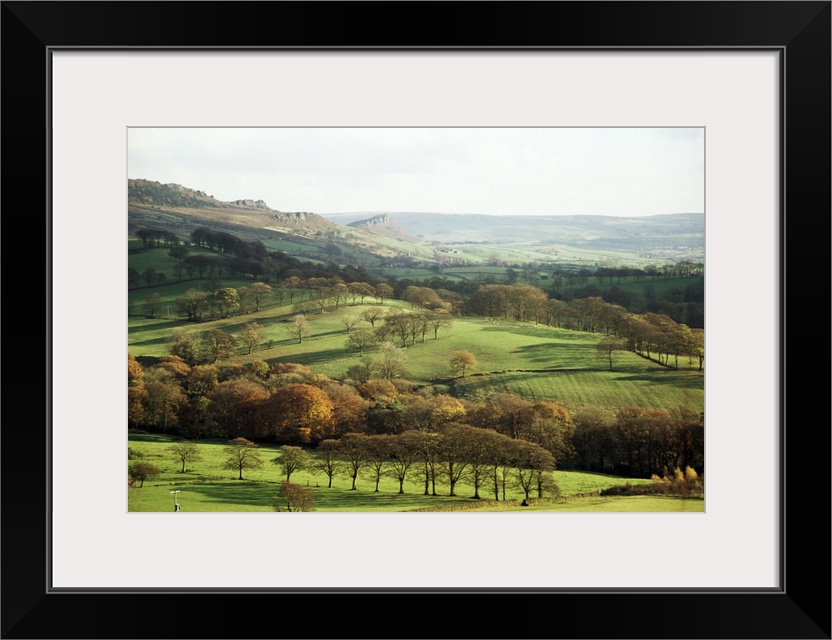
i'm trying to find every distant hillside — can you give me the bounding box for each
[128,179,273,211]
[127,179,437,266]
[128,179,341,237]
[324,211,704,252]
[347,213,421,243]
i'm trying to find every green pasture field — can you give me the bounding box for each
[453,369,704,412]
[426,242,653,269]
[379,268,466,281]
[127,434,699,513]
[359,234,435,258]
[437,243,577,267]
[441,266,521,280]
[128,299,703,413]
[536,244,645,265]
[504,495,703,512]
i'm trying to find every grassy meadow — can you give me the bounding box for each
[129,295,703,415]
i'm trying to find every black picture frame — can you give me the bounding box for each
[2,2,829,638]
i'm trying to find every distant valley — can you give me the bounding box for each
[324,211,703,255]
[128,179,704,270]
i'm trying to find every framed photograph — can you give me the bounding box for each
[124,124,707,518]
[4,2,829,638]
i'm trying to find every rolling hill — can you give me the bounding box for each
[128,180,704,268]
[127,180,434,266]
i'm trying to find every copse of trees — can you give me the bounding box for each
[128,343,703,479]
[190,227,268,260]
[167,274,388,324]
[167,329,239,366]
[135,227,181,249]
[572,406,703,477]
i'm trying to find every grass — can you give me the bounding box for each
[127,434,703,513]
[495,495,704,512]
[128,298,703,413]
[453,368,704,412]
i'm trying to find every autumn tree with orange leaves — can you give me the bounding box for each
[267,383,335,444]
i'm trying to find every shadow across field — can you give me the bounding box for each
[613,372,704,390]
[183,480,282,506]
[127,431,179,443]
[129,335,177,348]
[127,319,185,332]
[480,325,589,341]
[511,342,591,367]
[180,478,485,512]
[274,346,350,368]
[309,487,479,512]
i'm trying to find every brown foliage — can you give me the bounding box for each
[323,383,370,435]
[267,383,335,444]
[274,482,316,512]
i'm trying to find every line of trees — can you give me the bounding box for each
[154,431,561,502]
[309,429,561,501]
[157,278,394,324]
[134,228,180,249]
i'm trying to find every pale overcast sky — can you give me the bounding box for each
[128,127,704,217]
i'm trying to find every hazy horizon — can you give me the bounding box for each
[128,127,705,218]
[318,209,703,218]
